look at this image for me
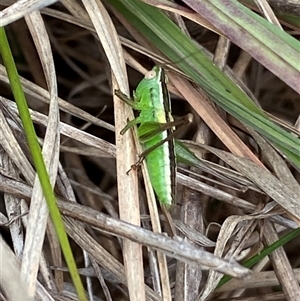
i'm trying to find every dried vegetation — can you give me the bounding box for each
[0,1,299,301]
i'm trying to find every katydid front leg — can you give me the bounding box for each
[115,89,143,172]
[115,89,137,108]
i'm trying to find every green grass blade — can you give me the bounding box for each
[0,27,87,301]
[108,0,300,168]
[218,227,300,287]
[184,0,299,79]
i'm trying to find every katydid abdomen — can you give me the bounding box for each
[141,117,176,206]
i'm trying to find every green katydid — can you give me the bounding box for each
[115,65,237,208]
[116,66,177,207]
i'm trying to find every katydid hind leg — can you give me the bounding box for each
[139,113,193,159]
[139,113,193,142]
[124,114,190,184]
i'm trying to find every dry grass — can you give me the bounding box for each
[0,1,299,301]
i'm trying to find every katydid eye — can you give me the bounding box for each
[145,70,156,80]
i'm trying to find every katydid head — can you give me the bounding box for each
[136,66,166,89]
[142,65,163,81]
[144,69,157,80]
[135,66,169,103]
